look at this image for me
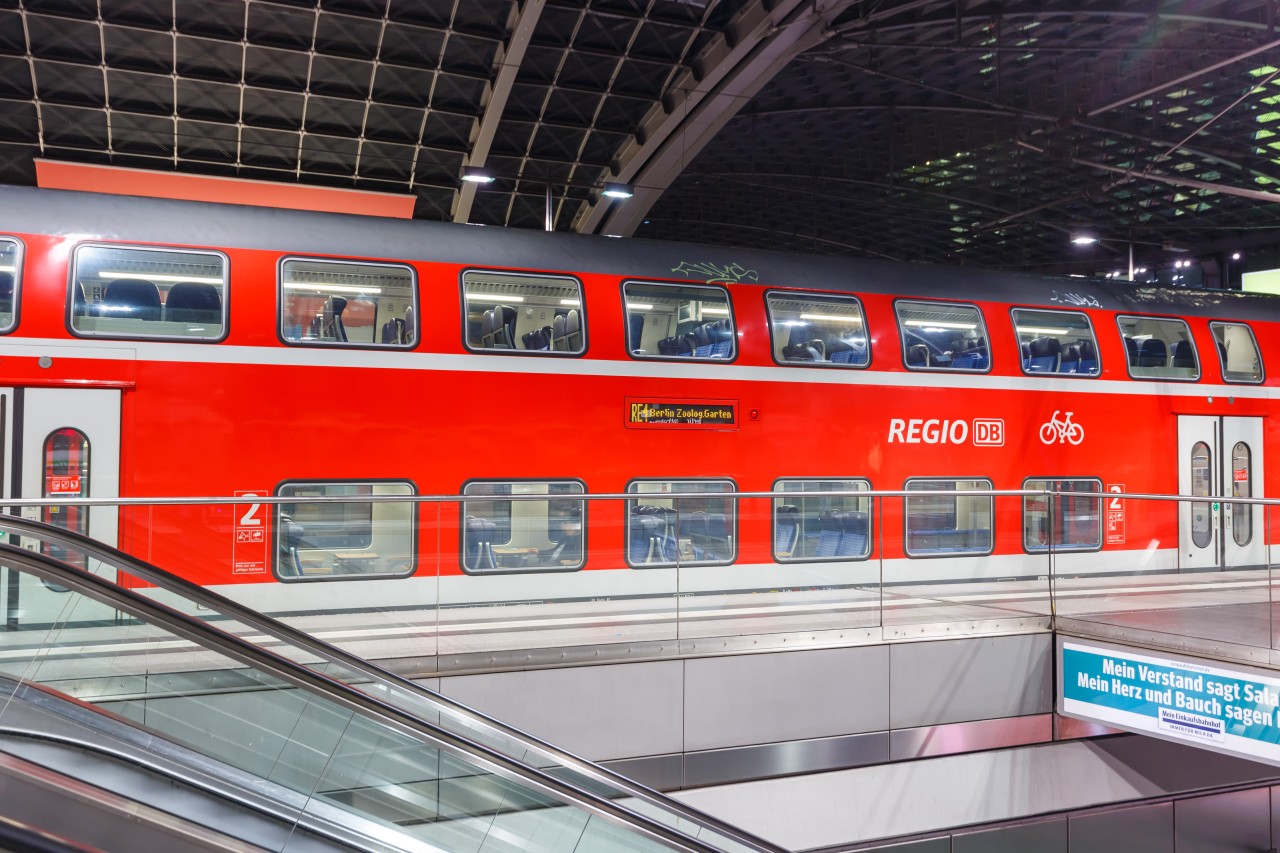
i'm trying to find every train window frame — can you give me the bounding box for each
[272,479,417,583]
[1210,321,1264,384]
[625,478,737,568]
[1116,314,1200,381]
[68,243,230,343]
[459,479,587,575]
[765,291,871,369]
[460,269,587,357]
[623,280,737,362]
[1021,477,1103,554]
[0,236,23,334]
[772,478,872,563]
[279,256,418,350]
[903,477,994,558]
[1010,308,1100,378]
[894,299,992,373]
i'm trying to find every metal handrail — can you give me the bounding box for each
[0,487,1270,506]
[0,517,788,853]
[0,539,768,853]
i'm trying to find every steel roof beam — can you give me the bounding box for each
[574,0,859,237]
[452,0,546,224]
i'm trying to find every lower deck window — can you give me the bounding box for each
[275,481,415,580]
[1023,478,1102,552]
[905,479,993,556]
[627,480,736,567]
[462,481,585,573]
[774,479,871,561]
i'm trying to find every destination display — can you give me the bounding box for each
[1060,638,1280,764]
[624,398,737,429]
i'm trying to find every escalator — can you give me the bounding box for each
[0,516,785,853]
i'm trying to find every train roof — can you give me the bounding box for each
[4,183,1278,323]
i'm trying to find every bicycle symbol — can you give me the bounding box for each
[1040,410,1084,445]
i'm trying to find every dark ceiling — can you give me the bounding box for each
[0,0,1278,275]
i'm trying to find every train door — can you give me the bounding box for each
[0,388,121,626]
[1177,415,1265,571]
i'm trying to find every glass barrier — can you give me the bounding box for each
[1052,493,1277,662]
[0,506,782,853]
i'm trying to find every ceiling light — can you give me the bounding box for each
[100,271,223,285]
[0,265,14,273]
[466,293,524,302]
[1232,252,1242,260]
[462,166,496,184]
[283,283,383,294]
[799,313,863,324]
[701,307,730,316]
[559,299,581,306]
[1018,326,1070,336]
[1070,233,1098,245]
[602,182,634,199]
[627,302,654,311]
[904,320,977,330]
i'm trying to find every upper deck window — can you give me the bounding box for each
[624,282,735,360]
[895,300,990,371]
[1210,322,1263,384]
[1012,308,1099,377]
[767,292,869,367]
[0,238,21,333]
[71,244,227,341]
[462,271,584,354]
[281,258,416,347]
[1117,315,1198,380]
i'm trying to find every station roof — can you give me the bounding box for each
[0,0,1277,273]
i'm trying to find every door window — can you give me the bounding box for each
[1231,442,1252,546]
[1190,441,1212,549]
[42,427,89,578]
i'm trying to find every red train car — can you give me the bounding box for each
[0,185,1273,625]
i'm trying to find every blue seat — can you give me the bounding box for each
[1077,340,1098,374]
[1170,339,1196,369]
[815,511,843,558]
[165,282,222,325]
[1137,338,1167,368]
[464,516,496,571]
[1026,337,1061,373]
[775,505,800,557]
[949,351,986,370]
[101,278,161,322]
[837,511,870,557]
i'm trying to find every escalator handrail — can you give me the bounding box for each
[0,540,741,853]
[0,515,785,853]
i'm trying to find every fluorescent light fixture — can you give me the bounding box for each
[602,182,634,199]
[283,283,383,294]
[1018,326,1070,336]
[904,320,976,330]
[701,307,730,316]
[466,293,524,302]
[100,271,223,285]
[559,299,581,306]
[462,166,496,184]
[627,302,654,311]
[0,265,14,273]
[800,312,863,324]
[1071,234,1098,245]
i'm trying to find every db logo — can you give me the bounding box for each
[972,419,1004,446]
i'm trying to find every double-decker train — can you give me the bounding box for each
[0,184,1273,630]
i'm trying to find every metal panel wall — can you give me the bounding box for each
[1068,802,1172,853]
[683,645,890,751]
[890,634,1052,729]
[1175,789,1270,853]
[439,660,685,762]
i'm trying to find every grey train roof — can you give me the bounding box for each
[4,183,1279,323]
